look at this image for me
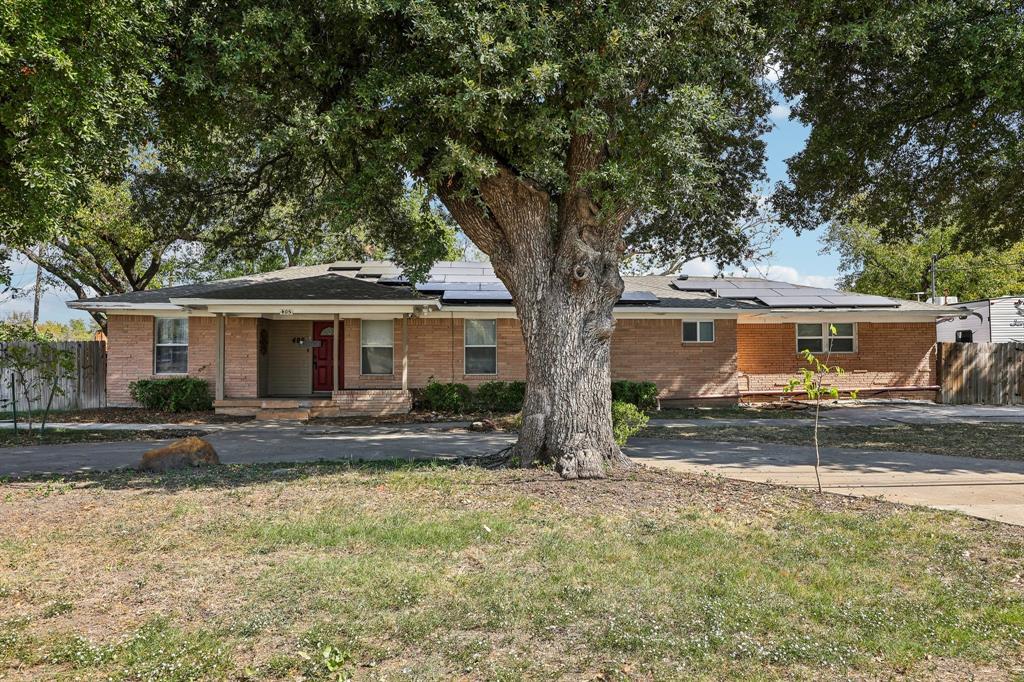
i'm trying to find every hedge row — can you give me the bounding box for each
[415,379,658,413]
[129,377,213,412]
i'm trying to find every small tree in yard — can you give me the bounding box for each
[0,322,76,435]
[784,328,858,493]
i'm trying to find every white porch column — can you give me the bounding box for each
[332,313,340,392]
[402,314,409,391]
[215,313,225,401]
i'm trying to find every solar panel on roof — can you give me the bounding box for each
[820,295,899,307]
[716,288,785,299]
[757,296,836,307]
[728,279,799,289]
[671,280,717,292]
[618,291,659,304]
[440,290,513,303]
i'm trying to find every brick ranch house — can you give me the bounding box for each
[69,261,955,418]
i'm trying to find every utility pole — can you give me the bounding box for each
[929,254,939,304]
[32,259,42,327]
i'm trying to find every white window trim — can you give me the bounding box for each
[681,319,715,344]
[154,317,189,375]
[464,319,498,376]
[795,322,857,354]
[360,319,395,376]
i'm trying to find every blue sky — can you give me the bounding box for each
[3,105,837,324]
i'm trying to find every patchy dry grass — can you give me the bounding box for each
[653,405,816,420]
[2,462,1023,680]
[0,427,205,449]
[642,422,1024,461]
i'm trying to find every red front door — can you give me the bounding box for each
[312,321,340,392]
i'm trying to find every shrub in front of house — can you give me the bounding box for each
[129,377,214,412]
[611,380,659,411]
[611,400,649,445]
[418,379,472,413]
[473,381,526,412]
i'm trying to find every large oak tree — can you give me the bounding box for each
[5,0,1021,478]
[157,0,773,477]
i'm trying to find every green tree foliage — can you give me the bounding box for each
[774,0,1024,247]
[154,0,772,278]
[34,318,98,341]
[0,0,168,246]
[824,220,1024,301]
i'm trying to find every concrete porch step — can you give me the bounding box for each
[254,408,311,421]
[215,391,413,419]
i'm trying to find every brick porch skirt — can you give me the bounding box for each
[214,390,412,419]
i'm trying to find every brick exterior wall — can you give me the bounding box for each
[611,319,738,399]
[342,317,527,389]
[106,314,258,405]
[343,316,734,399]
[106,314,937,406]
[736,322,937,399]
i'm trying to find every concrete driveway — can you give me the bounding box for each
[2,418,1023,526]
[629,438,1024,526]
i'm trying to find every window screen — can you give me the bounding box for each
[682,320,714,343]
[360,320,394,375]
[464,319,497,374]
[154,318,188,374]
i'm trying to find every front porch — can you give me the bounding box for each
[214,389,413,419]
[209,312,414,418]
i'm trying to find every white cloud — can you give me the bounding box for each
[769,103,791,120]
[759,265,836,289]
[676,259,837,289]
[677,260,721,277]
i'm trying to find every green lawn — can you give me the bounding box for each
[642,422,1024,461]
[0,427,204,448]
[2,463,1022,680]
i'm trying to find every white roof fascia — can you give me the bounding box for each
[169,297,430,307]
[418,306,742,319]
[739,309,953,323]
[67,302,192,315]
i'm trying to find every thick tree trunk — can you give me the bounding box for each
[509,259,633,478]
[437,142,635,479]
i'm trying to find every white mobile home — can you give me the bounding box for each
[937,296,1024,343]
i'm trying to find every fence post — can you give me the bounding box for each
[10,372,17,433]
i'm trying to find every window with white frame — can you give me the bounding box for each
[682,320,715,343]
[360,320,394,375]
[464,319,497,374]
[154,318,189,374]
[796,322,856,353]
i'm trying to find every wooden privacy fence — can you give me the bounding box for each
[937,341,1024,405]
[0,341,107,412]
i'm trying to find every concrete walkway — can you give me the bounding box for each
[629,438,1024,526]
